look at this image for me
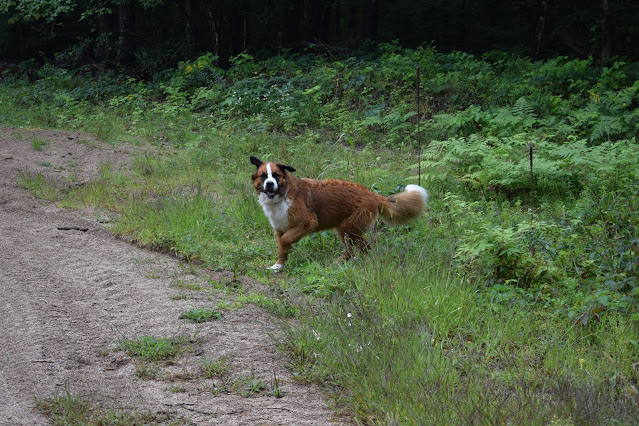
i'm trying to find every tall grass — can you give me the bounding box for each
[281,244,639,423]
[3,49,639,423]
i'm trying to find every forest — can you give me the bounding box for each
[2,0,639,70]
[1,0,639,424]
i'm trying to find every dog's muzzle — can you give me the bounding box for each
[264,182,278,199]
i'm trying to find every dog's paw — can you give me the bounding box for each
[268,263,284,271]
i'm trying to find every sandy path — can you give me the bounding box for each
[0,128,341,425]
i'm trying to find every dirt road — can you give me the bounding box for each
[0,128,340,425]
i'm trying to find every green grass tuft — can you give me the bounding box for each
[118,335,195,361]
[179,307,223,323]
[17,173,60,201]
[201,354,232,379]
[31,138,47,151]
[36,388,169,425]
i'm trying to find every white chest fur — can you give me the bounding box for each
[258,193,291,232]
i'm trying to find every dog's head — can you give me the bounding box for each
[250,156,296,202]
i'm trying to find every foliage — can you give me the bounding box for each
[3,46,639,424]
[417,136,639,198]
[1,0,76,22]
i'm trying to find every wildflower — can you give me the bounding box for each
[579,358,585,369]
[347,313,352,318]
[312,329,321,341]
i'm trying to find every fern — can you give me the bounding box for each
[511,97,534,117]
[409,134,639,198]
[589,115,626,143]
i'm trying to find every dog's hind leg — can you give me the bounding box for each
[337,230,370,261]
[337,211,374,261]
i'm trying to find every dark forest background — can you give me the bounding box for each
[1,0,638,72]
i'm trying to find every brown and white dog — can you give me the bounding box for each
[250,156,428,270]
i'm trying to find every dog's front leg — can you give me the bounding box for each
[270,225,313,270]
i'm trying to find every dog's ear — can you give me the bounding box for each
[250,156,263,168]
[278,164,296,174]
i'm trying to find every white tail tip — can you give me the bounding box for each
[405,184,429,204]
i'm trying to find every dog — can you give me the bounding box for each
[250,155,428,270]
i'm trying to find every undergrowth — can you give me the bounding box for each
[3,46,639,423]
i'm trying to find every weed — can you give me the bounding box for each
[134,361,158,380]
[170,368,198,381]
[270,372,285,398]
[31,138,47,150]
[36,387,170,424]
[237,291,298,318]
[179,306,223,323]
[172,280,203,291]
[170,293,190,300]
[144,267,164,279]
[201,354,232,379]
[232,368,268,397]
[118,334,196,362]
[168,384,187,393]
[17,173,59,200]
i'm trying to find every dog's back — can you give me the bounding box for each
[292,177,384,230]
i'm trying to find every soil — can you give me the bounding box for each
[0,128,343,425]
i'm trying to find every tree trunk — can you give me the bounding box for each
[364,0,379,40]
[534,0,549,58]
[284,1,301,43]
[184,0,195,58]
[601,0,613,64]
[118,0,135,66]
[309,0,324,41]
[94,1,110,65]
[204,0,223,61]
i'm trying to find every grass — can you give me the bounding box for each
[36,388,174,425]
[237,291,299,318]
[179,306,223,323]
[22,126,639,422]
[14,127,639,422]
[4,63,639,423]
[118,334,196,362]
[18,173,60,201]
[201,354,233,378]
[231,367,269,397]
[31,137,47,150]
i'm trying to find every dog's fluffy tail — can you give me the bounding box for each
[379,184,429,225]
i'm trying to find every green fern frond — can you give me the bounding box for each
[590,115,626,143]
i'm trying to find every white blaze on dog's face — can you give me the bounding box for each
[261,163,280,201]
[250,156,296,205]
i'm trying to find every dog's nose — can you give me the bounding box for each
[265,181,275,189]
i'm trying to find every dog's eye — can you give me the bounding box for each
[272,172,280,179]
[260,173,267,179]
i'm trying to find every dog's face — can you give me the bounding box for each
[250,156,296,203]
